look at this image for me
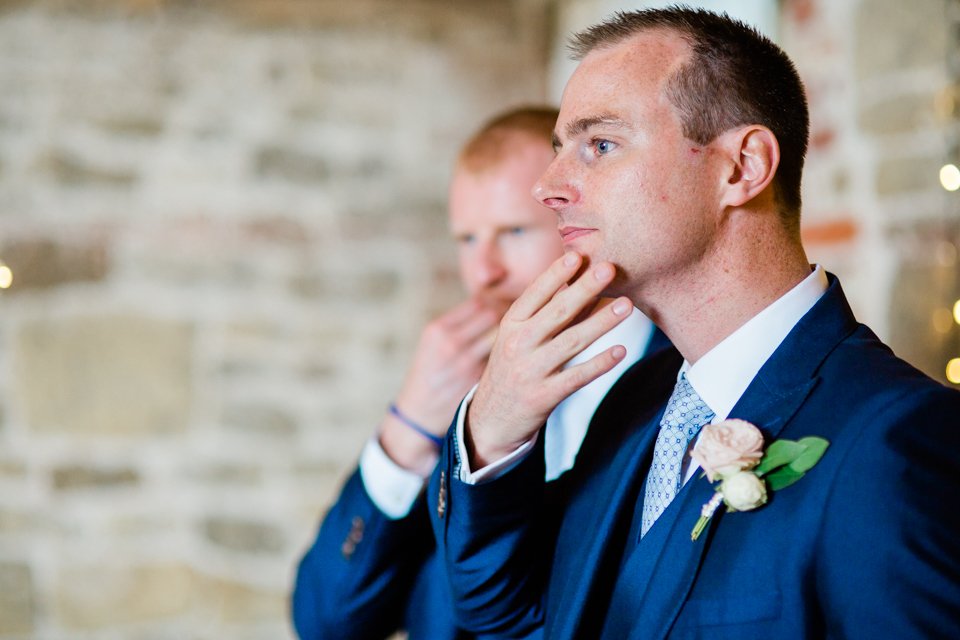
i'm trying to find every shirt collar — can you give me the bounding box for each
[567,305,653,368]
[683,265,828,421]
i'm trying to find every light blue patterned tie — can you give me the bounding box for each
[640,373,714,537]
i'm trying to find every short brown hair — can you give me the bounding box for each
[457,106,559,173]
[570,8,809,229]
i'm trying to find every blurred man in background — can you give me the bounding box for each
[292,106,663,639]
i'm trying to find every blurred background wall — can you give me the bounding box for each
[0,0,956,638]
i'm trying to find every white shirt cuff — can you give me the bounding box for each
[455,385,539,484]
[358,438,430,519]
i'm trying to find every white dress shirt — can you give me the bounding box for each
[359,308,655,518]
[454,265,829,491]
[680,265,828,482]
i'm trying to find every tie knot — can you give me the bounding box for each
[663,374,714,439]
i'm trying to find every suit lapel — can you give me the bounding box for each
[547,347,682,640]
[624,275,861,640]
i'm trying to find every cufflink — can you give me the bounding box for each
[341,516,365,559]
[437,470,446,519]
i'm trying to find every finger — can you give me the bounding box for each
[437,297,484,328]
[465,326,497,361]
[533,261,618,342]
[551,343,628,399]
[507,252,583,321]
[546,296,633,364]
[453,306,501,344]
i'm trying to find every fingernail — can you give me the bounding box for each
[594,264,613,280]
[612,345,626,359]
[612,299,631,315]
[563,253,578,267]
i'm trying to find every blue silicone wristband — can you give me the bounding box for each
[388,403,444,447]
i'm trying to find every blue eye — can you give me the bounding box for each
[508,227,525,236]
[595,139,615,155]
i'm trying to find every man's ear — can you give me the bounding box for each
[718,126,780,208]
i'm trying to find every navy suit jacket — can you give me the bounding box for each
[292,329,671,639]
[429,276,960,639]
[293,470,466,639]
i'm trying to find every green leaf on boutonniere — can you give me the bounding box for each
[754,440,805,476]
[764,466,805,491]
[789,437,830,473]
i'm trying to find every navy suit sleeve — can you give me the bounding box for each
[818,386,960,636]
[292,467,433,640]
[428,430,552,637]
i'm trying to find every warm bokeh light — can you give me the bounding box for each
[933,308,955,334]
[954,299,960,325]
[940,164,960,191]
[0,264,11,289]
[947,358,960,384]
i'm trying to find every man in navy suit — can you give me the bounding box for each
[431,8,960,639]
[291,107,664,639]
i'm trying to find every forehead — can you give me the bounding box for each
[448,140,555,230]
[558,30,690,135]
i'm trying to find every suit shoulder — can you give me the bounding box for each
[822,324,959,407]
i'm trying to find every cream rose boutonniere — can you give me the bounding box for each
[689,419,829,541]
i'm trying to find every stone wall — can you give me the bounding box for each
[0,1,550,638]
[0,0,957,638]
[779,0,960,381]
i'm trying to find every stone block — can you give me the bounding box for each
[254,145,387,185]
[199,575,286,623]
[856,0,946,78]
[187,462,262,486]
[96,114,165,137]
[221,403,297,438]
[874,155,942,196]
[859,92,937,135]
[289,266,402,301]
[0,237,109,292]
[0,508,42,534]
[240,217,311,246]
[0,0,30,15]
[56,563,193,630]
[35,149,137,187]
[14,315,193,435]
[0,562,34,634]
[52,464,140,491]
[254,146,330,184]
[0,458,27,478]
[201,516,286,554]
[801,218,859,246]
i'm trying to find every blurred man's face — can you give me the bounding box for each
[449,137,563,310]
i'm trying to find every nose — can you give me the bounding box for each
[471,239,507,289]
[532,155,578,212]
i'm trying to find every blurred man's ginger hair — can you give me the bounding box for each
[457,106,559,173]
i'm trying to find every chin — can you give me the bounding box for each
[477,294,515,313]
[599,267,632,299]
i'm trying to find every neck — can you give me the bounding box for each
[637,218,810,364]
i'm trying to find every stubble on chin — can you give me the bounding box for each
[475,294,513,317]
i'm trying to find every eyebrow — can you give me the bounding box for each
[554,114,632,149]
